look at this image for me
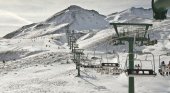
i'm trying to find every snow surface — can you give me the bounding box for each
[0,5,170,93]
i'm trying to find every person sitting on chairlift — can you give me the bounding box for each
[135,64,141,74]
[168,61,170,68]
[135,64,138,69]
[137,64,141,74]
[138,64,141,68]
[165,61,170,76]
[168,61,170,75]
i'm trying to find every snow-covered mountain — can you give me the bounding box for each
[106,7,153,23]
[1,5,170,93]
[3,6,170,51]
[3,5,109,39]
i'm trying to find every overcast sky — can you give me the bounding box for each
[0,0,151,37]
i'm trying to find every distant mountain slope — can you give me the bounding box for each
[45,5,109,30]
[4,6,170,52]
[106,7,153,23]
[3,5,109,39]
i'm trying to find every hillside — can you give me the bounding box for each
[106,7,153,23]
[0,6,170,93]
[3,5,109,39]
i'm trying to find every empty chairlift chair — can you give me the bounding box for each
[81,53,102,69]
[101,52,123,75]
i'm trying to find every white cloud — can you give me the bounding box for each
[0,9,32,37]
[0,10,32,24]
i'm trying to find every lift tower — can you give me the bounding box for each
[74,49,84,77]
[110,23,154,93]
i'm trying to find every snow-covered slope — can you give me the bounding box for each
[1,6,170,93]
[3,5,109,39]
[45,5,109,30]
[106,7,153,23]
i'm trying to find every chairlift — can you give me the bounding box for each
[133,33,157,46]
[75,50,102,69]
[158,53,170,76]
[73,43,79,48]
[81,55,102,69]
[143,34,158,46]
[112,35,125,45]
[103,51,120,67]
[91,49,101,60]
[113,40,125,45]
[72,43,79,53]
[125,52,157,77]
[100,52,123,75]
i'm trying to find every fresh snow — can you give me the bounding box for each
[0,5,170,93]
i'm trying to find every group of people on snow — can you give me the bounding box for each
[159,61,170,76]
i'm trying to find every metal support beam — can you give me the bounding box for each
[69,36,72,49]
[71,41,74,52]
[73,44,79,69]
[77,53,81,77]
[109,22,153,93]
[110,23,153,26]
[113,25,119,37]
[128,39,134,93]
[74,49,84,77]
[73,49,77,69]
[66,29,71,46]
[144,25,150,38]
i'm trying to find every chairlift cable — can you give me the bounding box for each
[105,42,109,63]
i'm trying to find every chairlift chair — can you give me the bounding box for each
[80,53,102,69]
[74,49,84,55]
[100,52,123,75]
[73,43,79,48]
[125,52,157,77]
[143,34,158,46]
[102,52,120,67]
[72,43,79,53]
[113,40,125,45]
[158,53,170,76]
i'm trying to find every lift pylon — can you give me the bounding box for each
[74,49,84,77]
[110,22,154,93]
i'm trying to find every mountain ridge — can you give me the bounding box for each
[4,6,159,39]
[3,5,109,39]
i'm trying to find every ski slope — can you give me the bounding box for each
[0,6,170,93]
